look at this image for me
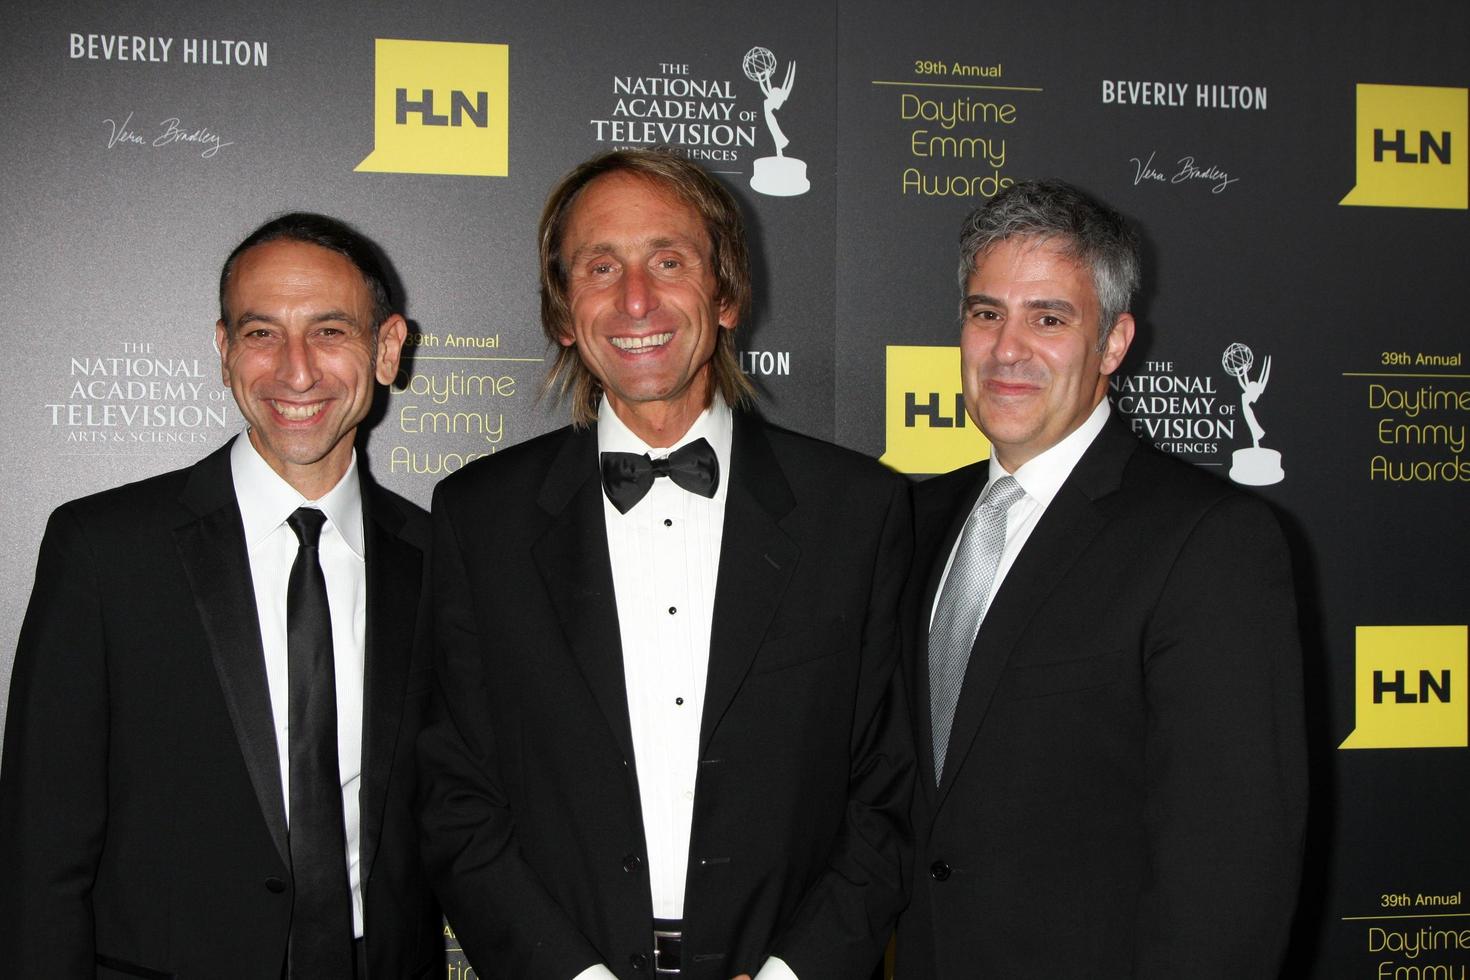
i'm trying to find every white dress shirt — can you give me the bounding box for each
[600,396,730,922]
[231,433,367,938]
[575,399,797,980]
[931,398,1112,629]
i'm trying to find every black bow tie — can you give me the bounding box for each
[600,438,720,514]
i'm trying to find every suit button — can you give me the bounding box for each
[265,876,287,893]
[930,860,951,882]
[629,952,649,971]
[622,853,643,873]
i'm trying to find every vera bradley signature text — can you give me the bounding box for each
[1130,150,1238,193]
[104,112,234,159]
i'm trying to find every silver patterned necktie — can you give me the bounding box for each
[929,475,1026,784]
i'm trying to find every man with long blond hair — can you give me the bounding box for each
[420,149,915,980]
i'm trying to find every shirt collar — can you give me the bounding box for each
[987,397,1111,509]
[230,431,365,558]
[596,394,734,479]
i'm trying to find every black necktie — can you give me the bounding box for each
[284,508,353,978]
[600,437,720,514]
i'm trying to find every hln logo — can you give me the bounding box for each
[905,392,968,429]
[1373,669,1451,704]
[879,346,987,476]
[1340,625,1467,750]
[396,88,489,128]
[1340,83,1466,210]
[1373,129,1451,165]
[356,39,509,178]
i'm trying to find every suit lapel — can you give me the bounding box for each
[933,484,1105,806]
[531,427,638,766]
[700,414,797,755]
[933,422,1136,809]
[357,482,420,888]
[529,417,798,764]
[173,440,289,864]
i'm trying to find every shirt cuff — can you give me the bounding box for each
[754,956,800,980]
[571,966,620,980]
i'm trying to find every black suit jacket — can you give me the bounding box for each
[896,420,1308,979]
[0,439,442,979]
[418,412,915,980]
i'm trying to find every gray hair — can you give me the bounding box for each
[957,180,1140,349]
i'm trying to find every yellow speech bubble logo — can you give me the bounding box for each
[1339,625,1467,750]
[1339,83,1466,210]
[356,39,509,177]
[878,345,989,475]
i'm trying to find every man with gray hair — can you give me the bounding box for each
[896,180,1307,977]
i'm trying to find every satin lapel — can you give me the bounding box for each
[531,428,637,766]
[700,416,797,756]
[911,464,988,800]
[934,423,1134,809]
[358,485,420,888]
[172,444,289,864]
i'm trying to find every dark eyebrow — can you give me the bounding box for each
[1023,297,1078,316]
[308,309,359,325]
[963,293,1079,317]
[231,309,359,330]
[230,311,277,331]
[964,292,1004,308]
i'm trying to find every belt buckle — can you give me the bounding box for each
[653,927,682,975]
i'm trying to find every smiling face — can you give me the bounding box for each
[216,238,406,498]
[557,171,734,445]
[960,236,1133,472]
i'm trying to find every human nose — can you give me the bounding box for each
[617,265,659,320]
[276,333,320,390]
[991,317,1029,365]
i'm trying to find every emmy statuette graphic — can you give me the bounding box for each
[1221,342,1285,485]
[742,45,810,196]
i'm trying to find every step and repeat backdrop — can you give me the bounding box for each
[1,1,1465,976]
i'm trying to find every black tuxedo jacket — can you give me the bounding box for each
[0,440,442,979]
[896,420,1308,979]
[418,412,915,980]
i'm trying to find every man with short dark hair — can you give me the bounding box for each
[896,180,1308,978]
[0,213,442,978]
[419,149,915,980]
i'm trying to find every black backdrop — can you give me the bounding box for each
[2,2,1467,976]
